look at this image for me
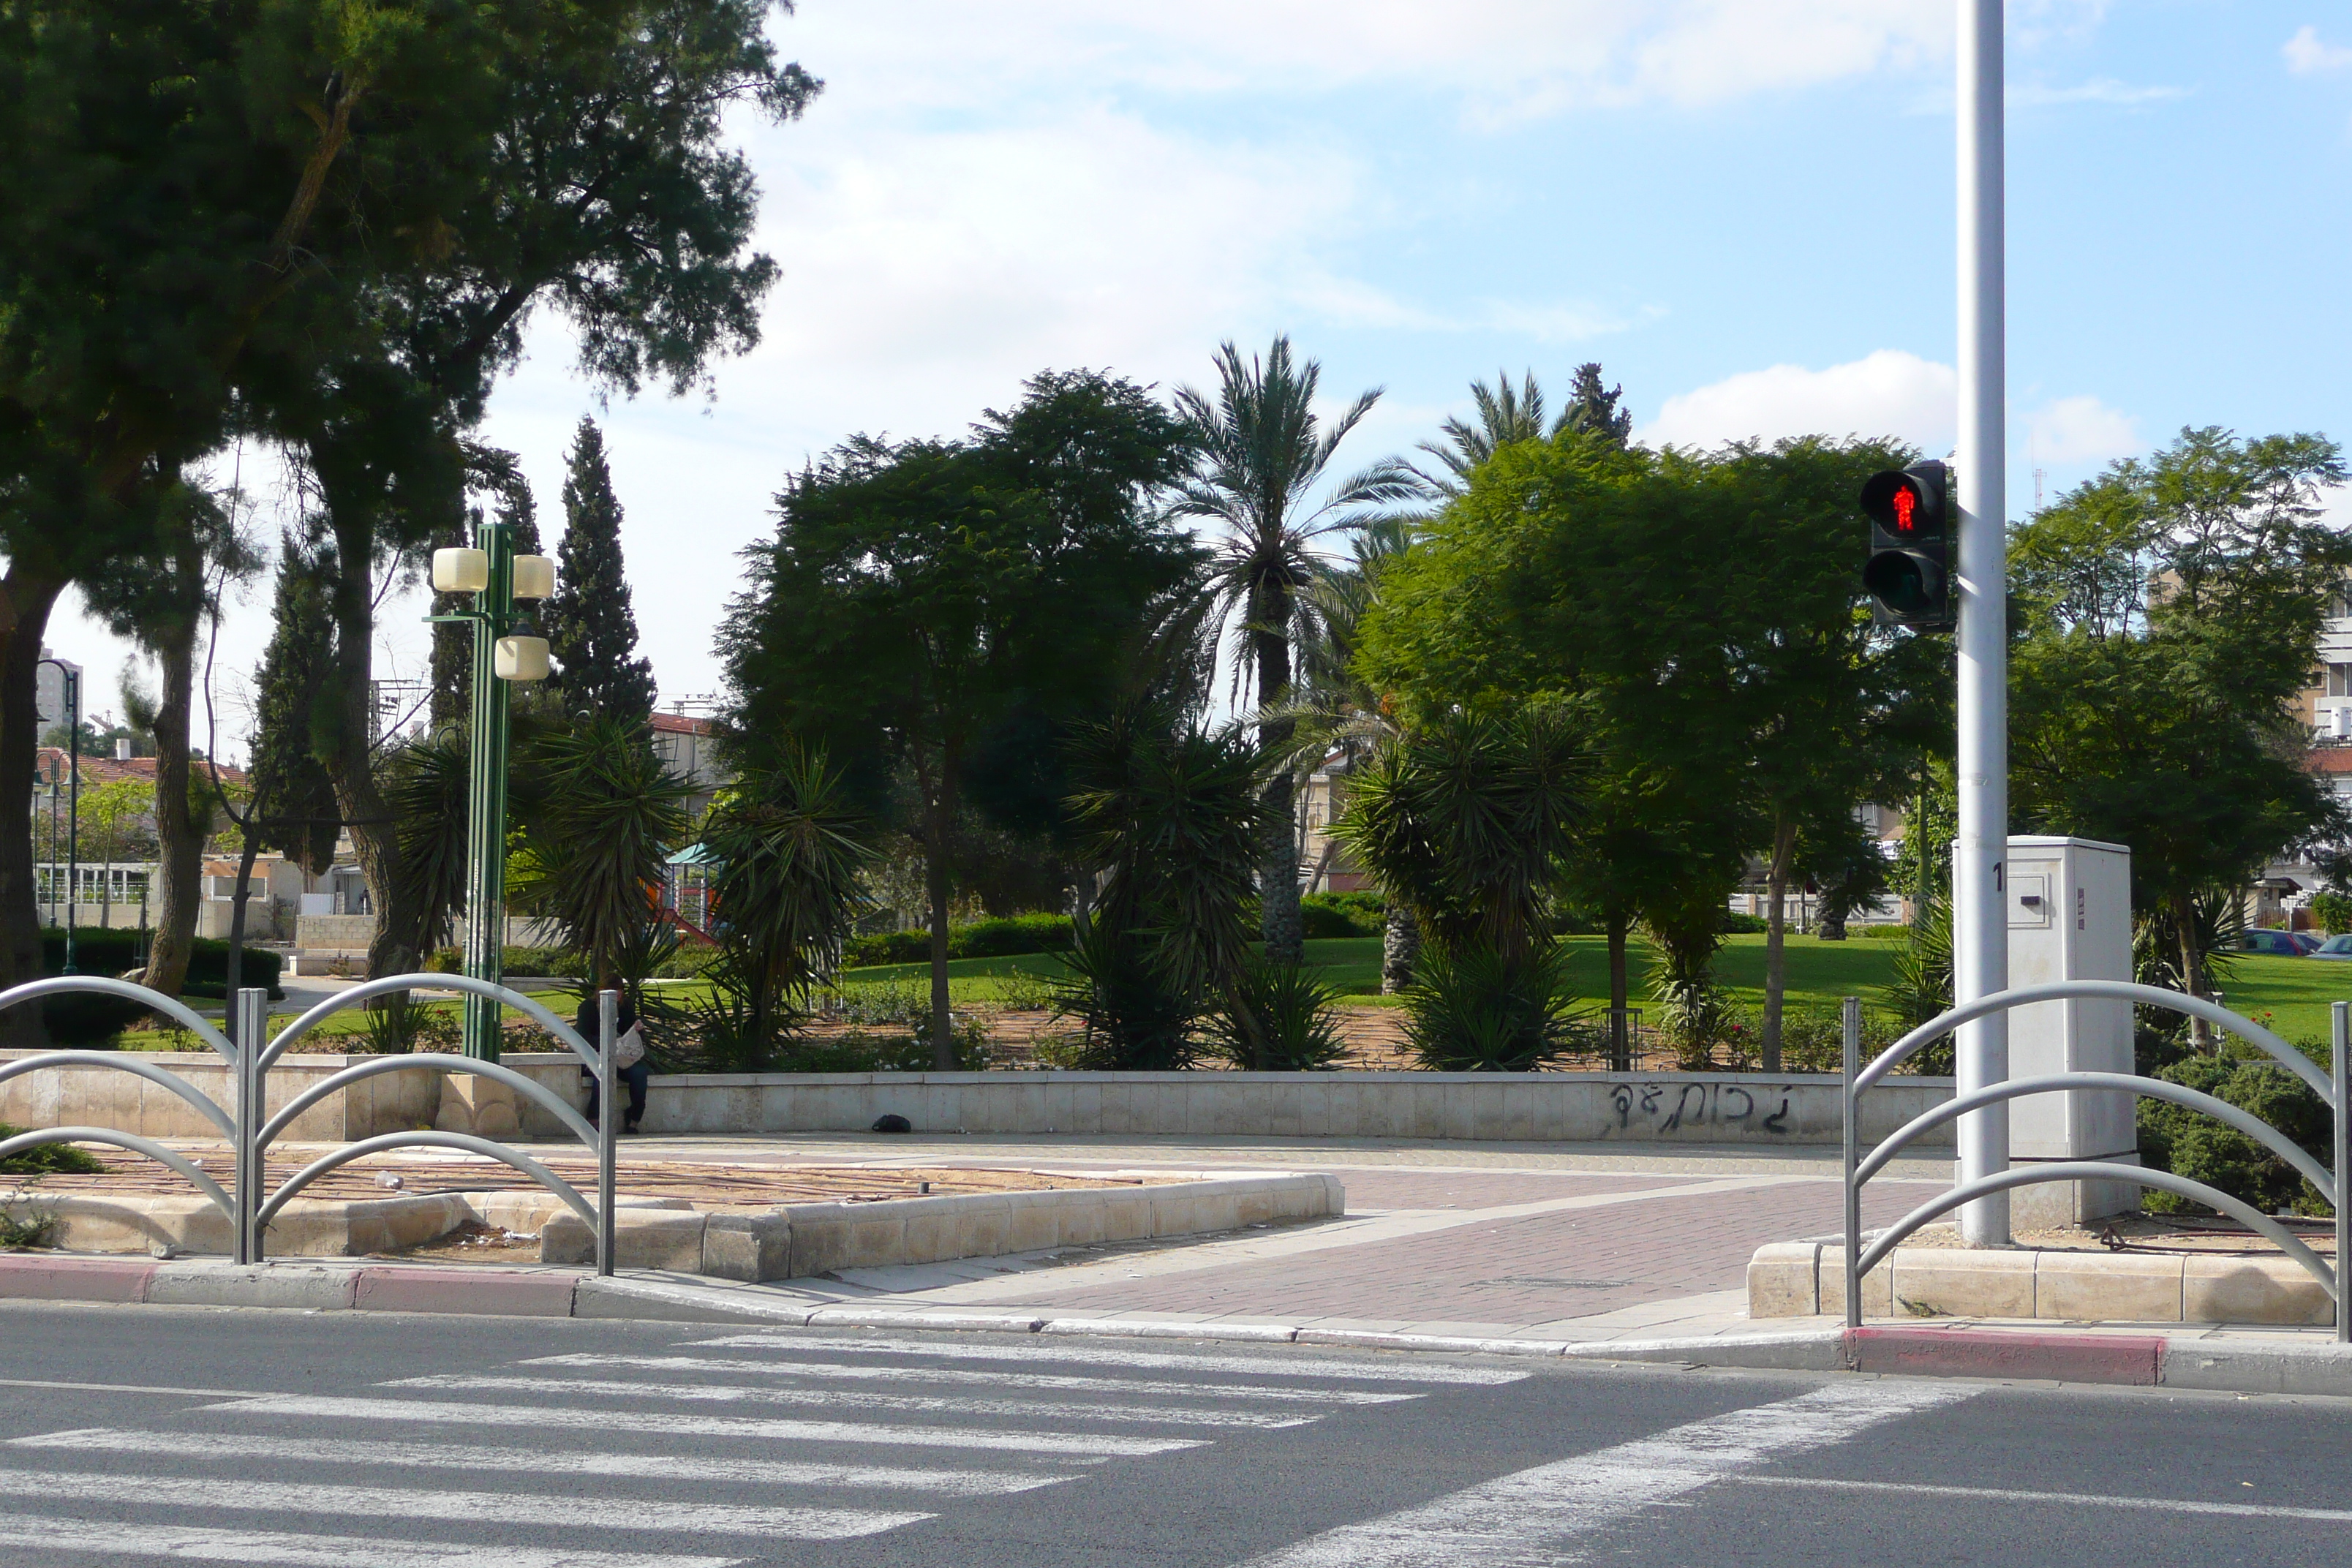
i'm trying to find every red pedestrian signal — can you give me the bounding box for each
[1861,461,1953,631]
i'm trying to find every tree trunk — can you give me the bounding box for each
[923,821,954,1069]
[1607,911,1630,1071]
[1762,814,1798,1074]
[0,569,64,1047]
[320,518,424,981]
[142,631,202,995]
[224,829,262,1009]
[1255,588,1302,966]
[2173,888,2211,1052]
[1380,904,1420,994]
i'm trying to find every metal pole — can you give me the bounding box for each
[2334,1001,2348,1343]
[237,987,266,1266]
[598,988,617,1278]
[63,669,78,975]
[1843,995,1862,1330]
[1953,0,2010,1247]
[461,522,516,1062]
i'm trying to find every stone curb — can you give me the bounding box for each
[6,1253,2349,1398]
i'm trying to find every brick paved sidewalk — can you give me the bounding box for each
[623,1131,1951,1341]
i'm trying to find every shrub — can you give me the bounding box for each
[423,946,587,979]
[0,1124,105,1177]
[840,913,1076,969]
[1298,893,1382,940]
[2309,890,2352,936]
[0,1203,56,1248]
[1720,911,1769,935]
[353,995,460,1056]
[39,930,283,998]
[1652,970,1741,1070]
[1049,918,1200,1071]
[2138,1052,2333,1216]
[1401,941,1583,1072]
[1201,959,1349,1071]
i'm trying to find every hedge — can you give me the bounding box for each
[32,929,284,1044]
[1300,892,1384,939]
[842,913,1074,969]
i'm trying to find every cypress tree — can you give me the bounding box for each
[1561,362,1633,447]
[249,539,344,876]
[546,418,657,723]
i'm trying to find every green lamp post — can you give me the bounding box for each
[429,521,556,1060]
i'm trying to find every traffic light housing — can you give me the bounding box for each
[1861,460,1953,632]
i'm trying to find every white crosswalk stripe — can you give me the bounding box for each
[12,1428,1074,1496]
[0,1323,1544,1567]
[203,1392,1210,1457]
[0,1469,925,1539]
[688,1333,1532,1385]
[0,1522,742,1568]
[524,1352,1424,1406]
[387,1372,1330,1428]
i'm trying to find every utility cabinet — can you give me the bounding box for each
[2002,835,2138,1226]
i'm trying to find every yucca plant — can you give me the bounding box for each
[1335,706,1590,1070]
[1202,956,1349,1071]
[512,715,696,989]
[700,741,875,1064]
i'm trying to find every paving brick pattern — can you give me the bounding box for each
[990,1178,1932,1326]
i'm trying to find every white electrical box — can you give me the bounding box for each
[2002,835,2137,1224]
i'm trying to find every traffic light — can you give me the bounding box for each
[1861,459,1953,632]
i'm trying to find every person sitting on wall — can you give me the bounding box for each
[574,987,649,1134]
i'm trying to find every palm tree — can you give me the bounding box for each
[1412,363,1634,499]
[1170,336,1422,965]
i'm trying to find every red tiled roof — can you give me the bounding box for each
[34,748,248,787]
[2310,747,2352,774]
[651,712,717,736]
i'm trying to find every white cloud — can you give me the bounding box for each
[2026,395,2140,467]
[2010,78,2190,108]
[2285,26,2352,75]
[1642,350,1956,451]
[786,0,1955,122]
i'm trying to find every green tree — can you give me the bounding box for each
[1170,337,1420,968]
[722,371,1199,1065]
[2010,427,2351,1041]
[75,776,156,928]
[1559,362,1633,446]
[546,419,658,723]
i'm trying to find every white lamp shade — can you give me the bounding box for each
[510,554,556,601]
[431,546,491,594]
[495,636,551,682]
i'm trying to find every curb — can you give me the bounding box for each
[4,1253,2348,1398]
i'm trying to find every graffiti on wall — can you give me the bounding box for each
[1608,1080,1795,1136]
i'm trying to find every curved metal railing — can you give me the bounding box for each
[250,973,616,1273]
[1840,988,2347,1341]
[0,972,617,1274]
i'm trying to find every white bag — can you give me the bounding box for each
[611,1023,647,1070]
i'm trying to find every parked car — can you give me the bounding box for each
[2288,930,2325,954]
[2240,928,2309,956]
[2311,934,2352,960]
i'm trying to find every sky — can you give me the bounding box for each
[42,1,2352,754]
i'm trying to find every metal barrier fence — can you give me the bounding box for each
[0,973,617,1275]
[1841,981,2347,1342]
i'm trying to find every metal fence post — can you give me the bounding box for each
[2334,1001,2348,1345]
[241,987,268,1265]
[1842,995,1862,1331]
[598,988,617,1278]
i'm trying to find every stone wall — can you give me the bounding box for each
[496,1061,1957,1146]
[0,1051,443,1142]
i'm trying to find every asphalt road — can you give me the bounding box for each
[0,1301,2348,1566]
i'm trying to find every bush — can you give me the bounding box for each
[1299,892,1382,939]
[2308,890,2352,935]
[1401,942,1583,1072]
[1048,918,1200,1071]
[1201,959,1349,1071]
[0,1123,105,1177]
[39,929,283,999]
[423,946,587,979]
[1720,911,1769,935]
[841,913,1075,969]
[2138,1051,2333,1217]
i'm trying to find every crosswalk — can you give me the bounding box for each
[0,1326,1526,1566]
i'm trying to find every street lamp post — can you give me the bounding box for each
[36,659,79,976]
[429,523,555,1060]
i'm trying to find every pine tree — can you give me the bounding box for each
[546,418,657,723]
[1561,362,1633,447]
[248,540,344,875]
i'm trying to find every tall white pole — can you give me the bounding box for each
[1954,0,2010,1246]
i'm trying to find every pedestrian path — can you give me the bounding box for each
[0,1326,1526,1566]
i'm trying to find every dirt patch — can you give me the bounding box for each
[7,1150,1159,1208]
[1893,1213,2339,1259]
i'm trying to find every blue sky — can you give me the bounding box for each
[47,2,2352,742]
